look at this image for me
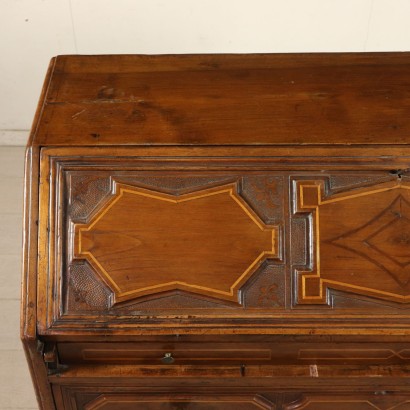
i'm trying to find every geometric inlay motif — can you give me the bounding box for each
[294,179,410,304]
[73,182,279,304]
[333,196,410,286]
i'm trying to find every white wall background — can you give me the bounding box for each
[1,0,410,146]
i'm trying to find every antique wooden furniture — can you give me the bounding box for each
[22,53,410,410]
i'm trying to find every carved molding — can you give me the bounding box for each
[66,263,112,311]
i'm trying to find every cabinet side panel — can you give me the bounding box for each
[21,147,55,409]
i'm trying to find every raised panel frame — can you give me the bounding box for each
[72,182,278,304]
[293,178,410,305]
[36,146,410,336]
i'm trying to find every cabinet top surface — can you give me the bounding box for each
[30,52,410,147]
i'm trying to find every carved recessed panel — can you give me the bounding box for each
[73,182,279,304]
[66,263,112,311]
[68,174,111,221]
[294,179,410,304]
[243,264,286,308]
[241,176,284,224]
[115,175,235,193]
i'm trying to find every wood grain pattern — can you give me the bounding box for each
[284,395,410,410]
[31,53,410,147]
[84,395,273,410]
[35,150,410,335]
[22,54,410,410]
[295,179,410,304]
[21,54,57,410]
[52,383,410,410]
[57,341,410,366]
[73,182,278,304]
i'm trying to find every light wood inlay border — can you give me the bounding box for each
[73,182,279,304]
[295,179,410,304]
[85,395,272,410]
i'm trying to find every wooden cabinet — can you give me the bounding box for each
[22,53,410,410]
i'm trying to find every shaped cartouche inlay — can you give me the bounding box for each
[73,182,278,304]
[295,179,410,304]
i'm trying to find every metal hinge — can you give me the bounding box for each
[42,343,68,375]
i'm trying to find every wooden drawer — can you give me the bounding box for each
[57,341,410,366]
[58,342,272,365]
[72,394,272,410]
[53,387,410,410]
[49,363,410,409]
[283,394,410,410]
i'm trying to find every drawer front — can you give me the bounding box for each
[71,179,279,305]
[58,342,272,365]
[38,148,410,334]
[56,391,274,410]
[284,395,410,410]
[85,395,269,410]
[53,387,410,410]
[57,342,410,366]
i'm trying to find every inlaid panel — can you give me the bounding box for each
[38,149,410,335]
[285,395,410,410]
[84,395,274,410]
[72,182,279,304]
[57,341,410,366]
[294,179,410,304]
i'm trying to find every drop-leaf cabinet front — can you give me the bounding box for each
[22,54,410,409]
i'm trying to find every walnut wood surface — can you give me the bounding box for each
[31,53,410,146]
[54,390,410,410]
[22,54,410,410]
[295,179,410,304]
[34,148,410,338]
[50,367,410,410]
[73,182,277,304]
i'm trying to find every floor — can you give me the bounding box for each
[0,146,37,409]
